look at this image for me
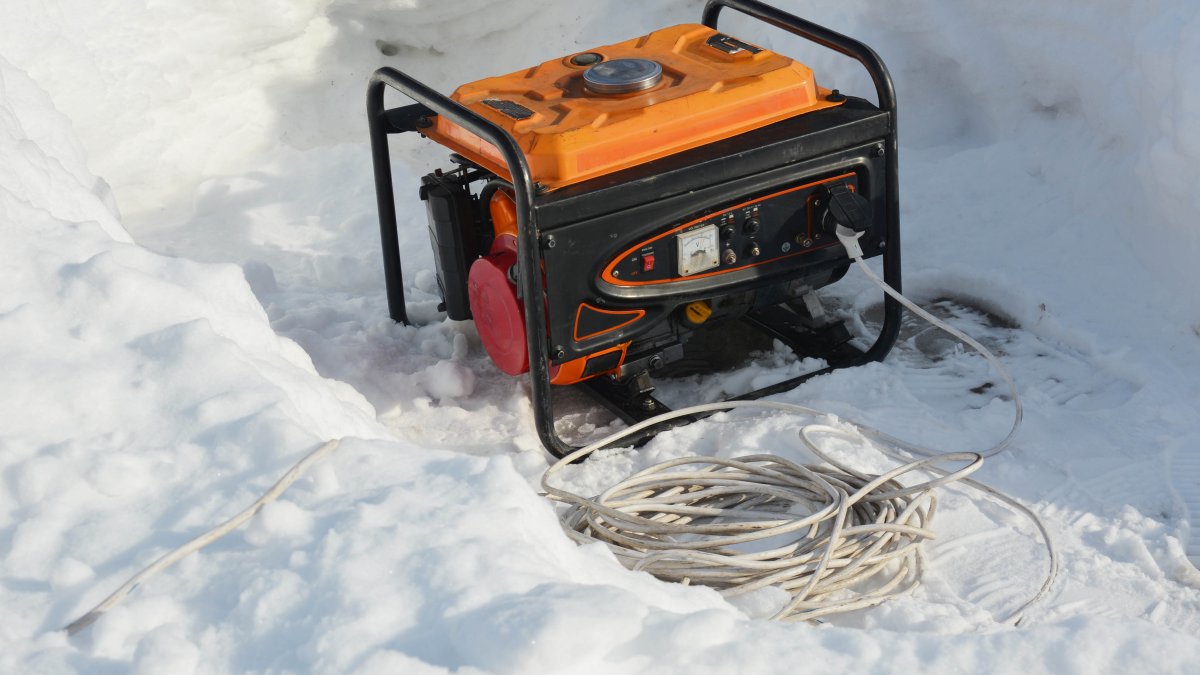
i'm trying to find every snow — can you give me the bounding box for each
[2,0,1200,673]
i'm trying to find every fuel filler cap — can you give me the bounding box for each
[583,58,663,94]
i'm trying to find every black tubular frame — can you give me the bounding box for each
[368,0,902,456]
[701,0,903,387]
[367,67,564,452]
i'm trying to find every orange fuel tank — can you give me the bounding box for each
[422,23,843,191]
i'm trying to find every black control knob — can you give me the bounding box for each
[720,224,736,240]
[743,218,761,234]
[814,183,871,235]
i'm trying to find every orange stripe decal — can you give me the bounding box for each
[573,303,647,342]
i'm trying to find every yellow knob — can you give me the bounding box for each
[684,301,713,325]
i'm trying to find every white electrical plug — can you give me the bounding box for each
[835,224,866,259]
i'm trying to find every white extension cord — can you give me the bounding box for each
[65,229,1057,633]
[542,232,1056,624]
[64,439,342,635]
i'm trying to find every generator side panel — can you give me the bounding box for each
[539,140,888,370]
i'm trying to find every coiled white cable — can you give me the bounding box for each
[543,246,1057,625]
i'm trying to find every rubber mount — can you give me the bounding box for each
[468,251,529,376]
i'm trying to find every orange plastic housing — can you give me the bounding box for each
[423,23,842,190]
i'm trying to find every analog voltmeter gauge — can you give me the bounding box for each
[676,224,720,276]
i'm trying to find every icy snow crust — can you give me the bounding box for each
[2,0,1200,673]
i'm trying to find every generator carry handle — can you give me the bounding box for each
[367,66,567,453]
[367,68,538,327]
[702,0,896,112]
[702,0,902,366]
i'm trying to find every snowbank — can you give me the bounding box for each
[0,54,380,666]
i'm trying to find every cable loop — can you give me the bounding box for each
[543,256,1057,624]
[548,435,979,621]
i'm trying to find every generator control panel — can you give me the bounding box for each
[601,172,859,286]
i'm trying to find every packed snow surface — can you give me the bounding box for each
[2,0,1200,673]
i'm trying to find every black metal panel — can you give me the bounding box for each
[541,142,886,361]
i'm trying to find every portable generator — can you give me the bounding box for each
[368,0,902,456]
